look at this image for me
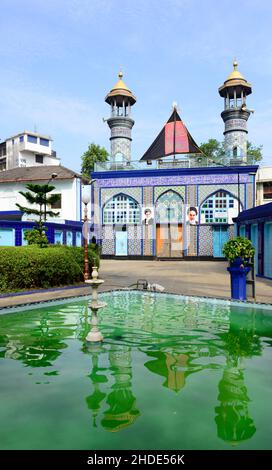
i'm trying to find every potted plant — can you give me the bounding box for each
[222,237,255,301]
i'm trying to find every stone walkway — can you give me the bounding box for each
[0,260,272,309]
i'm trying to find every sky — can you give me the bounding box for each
[0,0,272,171]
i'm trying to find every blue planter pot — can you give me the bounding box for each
[231,257,244,267]
[227,265,251,301]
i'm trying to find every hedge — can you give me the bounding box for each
[0,245,100,293]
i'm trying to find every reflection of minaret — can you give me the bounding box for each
[85,344,107,428]
[105,72,136,164]
[101,345,140,432]
[215,358,256,445]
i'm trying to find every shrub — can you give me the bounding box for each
[24,228,49,247]
[222,236,255,265]
[0,245,100,293]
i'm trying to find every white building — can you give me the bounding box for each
[0,165,82,223]
[0,131,60,171]
[256,167,272,206]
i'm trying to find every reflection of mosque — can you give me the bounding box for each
[0,298,263,445]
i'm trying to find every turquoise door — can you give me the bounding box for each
[0,228,14,246]
[54,230,63,245]
[240,225,246,237]
[115,231,128,256]
[213,226,228,257]
[76,232,82,247]
[66,231,73,246]
[22,228,29,246]
[264,223,272,278]
[251,224,258,273]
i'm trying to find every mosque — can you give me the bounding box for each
[91,62,258,259]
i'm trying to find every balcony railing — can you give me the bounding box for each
[94,156,257,172]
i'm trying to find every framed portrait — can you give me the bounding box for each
[186,205,199,225]
[142,207,154,226]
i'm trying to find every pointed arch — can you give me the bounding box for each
[103,193,140,224]
[200,189,241,224]
[156,190,184,224]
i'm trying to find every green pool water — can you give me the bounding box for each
[0,291,272,450]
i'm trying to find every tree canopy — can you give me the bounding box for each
[199,139,263,163]
[81,143,109,179]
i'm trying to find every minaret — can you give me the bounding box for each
[105,72,136,164]
[219,60,252,164]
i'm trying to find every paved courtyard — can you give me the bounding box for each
[99,260,272,304]
[0,260,271,309]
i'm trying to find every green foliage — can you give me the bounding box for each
[16,183,61,246]
[24,229,49,247]
[247,142,263,163]
[0,246,100,293]
[222,236,255,264]
[199,139,263,163]
[81,143,109,178]
[199,139,225,162]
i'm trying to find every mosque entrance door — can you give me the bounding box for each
[156,224,183,258]
[155,190,184,258]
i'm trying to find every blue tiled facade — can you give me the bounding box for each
[92,165,258,259]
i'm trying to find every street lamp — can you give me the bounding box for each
[82,192,91,281]
[82,179,97,281]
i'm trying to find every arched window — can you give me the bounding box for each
[103,194,140,224]
[201,191,239,224]
[156,190,183,223]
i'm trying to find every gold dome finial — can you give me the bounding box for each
[233,59,238,70]
[118,71,123,79]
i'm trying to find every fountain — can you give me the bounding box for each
[85,266,107,342]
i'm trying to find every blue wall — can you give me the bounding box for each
[0,220,83,247]
[235,202,272,280]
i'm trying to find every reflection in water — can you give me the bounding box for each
[101,346,140,432]
[85,344,108,428]
[215,358,256,445]
[214,315,261,445]
[0,293,271,449]
[144,351,188,392]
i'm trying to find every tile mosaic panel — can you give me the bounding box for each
[102,225,115,255]
[187,224,197,256]
[187,185,197,206]
[228,225,235,240]
[143,224,153,256]
[154,185,185,202]
[101,187,142,206]
[198,184,245,209]
[128,225,142,255]
[199,225,213,256]
[143,187,153,206]
[246,183,254,209]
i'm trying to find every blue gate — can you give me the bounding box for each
[115,230,128,256]
[0,228,14,246]
[264,222,272,278]
[251,224,258,273]
[213,226,229,258]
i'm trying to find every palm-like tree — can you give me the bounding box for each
[16,183,61,240]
